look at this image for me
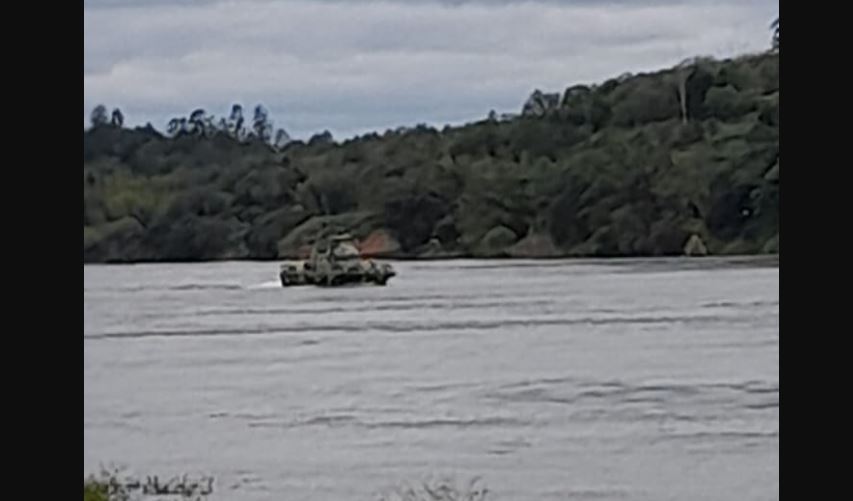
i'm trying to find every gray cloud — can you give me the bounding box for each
[84,0,778,139]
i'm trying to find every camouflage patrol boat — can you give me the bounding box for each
[279,234,396,287]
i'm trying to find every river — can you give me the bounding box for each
[84,257,778,500]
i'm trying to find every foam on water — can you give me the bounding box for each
[246,280,281,290]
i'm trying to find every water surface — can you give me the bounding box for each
[84,257,778,500]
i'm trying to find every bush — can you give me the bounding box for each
[611,81,680,126]
[704,85,755,120]
[384,191,450,251]
[83,468,213,501]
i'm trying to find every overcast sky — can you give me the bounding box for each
[84,0,778,139]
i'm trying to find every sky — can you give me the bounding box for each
[84,0,778,140]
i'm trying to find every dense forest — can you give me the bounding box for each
[83,51,778,263]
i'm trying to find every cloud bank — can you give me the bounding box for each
[84,0,778,139]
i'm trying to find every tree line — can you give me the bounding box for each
[84,49,778,263]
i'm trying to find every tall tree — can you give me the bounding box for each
[771,17,779,50]
[189,108,206,136]
[228,104,245,140]
[253,104,273,143]
[110,108,124,127]
[672,64,692,124]
[90,105,109,128]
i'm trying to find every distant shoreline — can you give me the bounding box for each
[85,52,777,266]
[82,252,779,267]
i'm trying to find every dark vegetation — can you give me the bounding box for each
[84,52,778,262]
[83,469,485,501]
[83,468,214,501]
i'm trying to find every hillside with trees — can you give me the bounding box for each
[83,51,778,263]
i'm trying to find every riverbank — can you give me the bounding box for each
[83,253,779,269]
[85,52,777,264]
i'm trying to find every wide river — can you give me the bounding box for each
[84,257,778,500]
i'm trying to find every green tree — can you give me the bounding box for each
[90,105,108,128]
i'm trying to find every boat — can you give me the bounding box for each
[279,234,396,287]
